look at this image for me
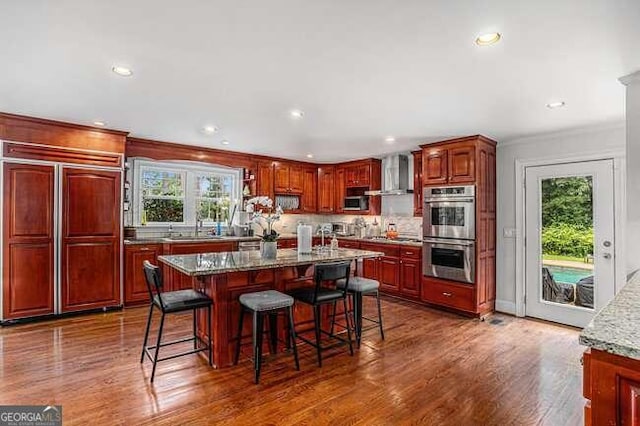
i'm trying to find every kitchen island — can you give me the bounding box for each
[580,271,640,425]
[158,247,382,368]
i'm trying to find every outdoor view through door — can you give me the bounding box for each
[525,160,615,328]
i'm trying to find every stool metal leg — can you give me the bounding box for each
[329,300,338,337]
[354,291,363,348]
[150,312,165,383]
[342,297,354,356]
[376,290,385,340]
[234,305,245,365]
[254,311,264,384]
[268,312,278,355]
[140,304,154,363]
[287,306,300,371]
[313,305,322,367]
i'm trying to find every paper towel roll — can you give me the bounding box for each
[297,224,312,254]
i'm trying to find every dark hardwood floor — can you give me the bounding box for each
[0,297,584,425]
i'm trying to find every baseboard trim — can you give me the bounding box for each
[495,299,517,315]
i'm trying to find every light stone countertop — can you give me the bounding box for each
[579,271,640,359]
[158,247,384,277]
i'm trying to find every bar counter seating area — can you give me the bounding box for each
[151,246,384,382]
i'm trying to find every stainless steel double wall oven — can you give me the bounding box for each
[422,185,476,284]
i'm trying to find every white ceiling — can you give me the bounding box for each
[1,0,638,162]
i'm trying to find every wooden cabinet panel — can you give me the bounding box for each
[338,240,360,249]
[422,277,475,312]
[61,168,121,312]
[362,257,379,281]
[301,168,317,212]
[124,244,163,306]
[335,168,346,213]
[357,164,370,186]
[412,150,423,217]
[448,145,475,183]
[62,241,119,311]
[379,257,400,294]
[423,148,448,185]
[289,166,304,193]
[3,163,56,320]
[64,169,120,237]
[256,162,274,199]
[399,258,421,299]
[277,238,297,249]
[274,164,290,193]
[317,166,335,213]
[4,243,54,319]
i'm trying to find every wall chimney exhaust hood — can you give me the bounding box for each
[365,154,413,196]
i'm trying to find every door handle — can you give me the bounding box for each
[442,292,453,297]
[603,253,612,259]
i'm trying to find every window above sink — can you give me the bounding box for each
[132,159,242,227]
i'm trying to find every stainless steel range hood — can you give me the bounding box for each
[365,154,413,196]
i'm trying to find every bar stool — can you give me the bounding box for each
[233,290,299,384]
[332,276,384,348]
[140,261,213,382]
[288,261,354,367]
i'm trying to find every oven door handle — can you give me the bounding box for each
[423,239,474,246]
[423,198,475,204]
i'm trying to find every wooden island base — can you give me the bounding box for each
[190,264,347,368]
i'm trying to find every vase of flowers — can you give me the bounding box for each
[246,196,283,259]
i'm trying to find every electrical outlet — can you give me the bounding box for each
[503,228,517,238]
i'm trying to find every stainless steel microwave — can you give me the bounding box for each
[344,196,368,211]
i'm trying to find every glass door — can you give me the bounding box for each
[524,160,615,327]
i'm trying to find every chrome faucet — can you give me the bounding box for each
[195,211,203,237]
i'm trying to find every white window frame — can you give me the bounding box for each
[132,159,242,227]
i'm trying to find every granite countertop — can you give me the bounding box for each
[280,234,424,247]
[579,272,640,359]
[124,236,261,245]
[158,248,383,276]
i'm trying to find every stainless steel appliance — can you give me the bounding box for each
[332,222,350,236]
[423,238,475,284]
[423,185,475,240]
[344,196,369,211]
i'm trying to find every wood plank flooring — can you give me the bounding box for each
[0,297,584,425]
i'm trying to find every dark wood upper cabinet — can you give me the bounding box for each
[317,166,335,213]
[335,168,346,213]
[2,163,55,320]
[274,163,303,194]
[422,148,448,185]
[448,145,475,183]
[256,162,274,199]
[61,167,121,313]
[301,168,317,212]
[345,163,371,187]
[412,150,423,217]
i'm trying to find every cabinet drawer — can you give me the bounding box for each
[338,240,360,249]
[423,278,475,312]
[360,243,399,258]
[399,245,421,259]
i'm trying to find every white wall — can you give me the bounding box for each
[496,123,626,314]
[622,71,640,273]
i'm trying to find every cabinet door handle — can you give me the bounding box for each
[140,247,151,251]
[442,292,453,297]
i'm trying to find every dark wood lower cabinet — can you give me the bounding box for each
[379,257,400,293]
[583,348,640,425]
[399,258,421,299]
[124,244,163,306]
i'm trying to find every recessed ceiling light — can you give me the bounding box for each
[385,137,396,143]
[111,65,133,77]
[546,101,566,109]
[475,32,501,46]
[221,140,230,145]
[202,125,218,135]
[306,154,314,159]
[93,121,106,127]
[290,109,304,119]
